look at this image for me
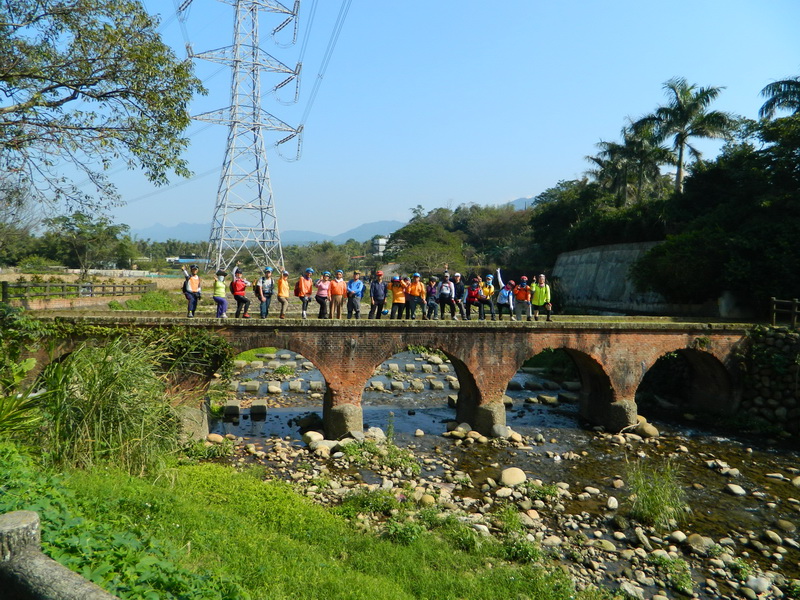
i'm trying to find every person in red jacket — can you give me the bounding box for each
[230,270,251,318]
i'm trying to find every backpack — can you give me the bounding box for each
[294,279,303,297]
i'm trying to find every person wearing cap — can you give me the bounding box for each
[513,276,532,321]
[181,264,202,317]
[276,269,290,318]
[230,270,251,318]
[425,276,439,320]
[346,270,365,319]
[368,270,388,319]
[212,269,228,318]
[389,275,407,319]
[465,277,482,320]
[495,268,515,320]
[532,273,553,322]
[315,271,332,318]
[254,267,275,318]
[405,272,426,320]
[479,274,496,320]
[451,271,467,320]
[329,269,347,319]
[295,268,314,318]
[436,272,456,319]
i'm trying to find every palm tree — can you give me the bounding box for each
[635,77,735,194]
[586,123,673,205]
[759,76,800,119]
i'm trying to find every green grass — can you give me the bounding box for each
[235,347,278,361]
[109,289,185,311]
[626,458,688,530]
[0,441,612,600]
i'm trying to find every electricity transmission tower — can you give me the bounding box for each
[178,0,302,272]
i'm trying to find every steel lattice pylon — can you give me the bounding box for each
[189,0,301,273]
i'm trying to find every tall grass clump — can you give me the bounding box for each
[627,457,688,530]
[38,337,180,475]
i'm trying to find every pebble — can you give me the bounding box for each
[726,483,747,496]
[606,497,618,510]
[500,467,527,487]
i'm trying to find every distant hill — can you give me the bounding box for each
[506,196,537,211]
[130,220,405,244]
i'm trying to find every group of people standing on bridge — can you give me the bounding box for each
[182,264,553,322]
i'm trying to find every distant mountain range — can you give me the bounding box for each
[129,220,406,244]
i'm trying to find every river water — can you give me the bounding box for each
[211,350,800,594]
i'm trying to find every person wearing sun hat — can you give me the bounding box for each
[478,273,496,320]
[212,269,228,318]
[346,269,365,319]
[532,273,553,322]
[181,264,202,317]
[513,276,532,321]
[405,272,426,320]
[254,266,275,318]
[329,269,347,319]
[315,270,332,318]
[389,275,407,319]
[276,269,290,318]
[495,268,515,320]
[295,268,315,318]
[368,270,389,319]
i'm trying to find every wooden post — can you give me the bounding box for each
[771,297,777,326]
[1,281,7,304]
[793,298,798,330]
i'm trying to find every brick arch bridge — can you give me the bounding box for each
[36,316,751,439]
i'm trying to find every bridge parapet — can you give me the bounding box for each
[31,316,752,437]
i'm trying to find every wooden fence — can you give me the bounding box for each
[1,281,157,304]
[771,297,799,328]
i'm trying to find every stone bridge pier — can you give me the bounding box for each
[32,317,751,440]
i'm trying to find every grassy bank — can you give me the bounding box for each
[0,443,615,600]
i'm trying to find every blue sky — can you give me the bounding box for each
[111,0,800,236]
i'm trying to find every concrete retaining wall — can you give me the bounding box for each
[553,242,719,316]
[0,511,118,600]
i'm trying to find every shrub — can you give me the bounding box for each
[627,458,688,530]
[37,337,181,475]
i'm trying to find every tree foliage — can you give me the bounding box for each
[43,212,131,276]
[0,0,205,209]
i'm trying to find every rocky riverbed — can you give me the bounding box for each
[208,351,800,600]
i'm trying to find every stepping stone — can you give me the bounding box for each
[422,364,434,373]
[289,380,303,392]
[228,380,240,392]
[538,394,559,405]
[562,381,582,391]
[268,360,281,369]
[243,380,260,392]
[249,360,264,368]
[542,380,561,390]
[449,380,460,390]
[524,380,544,391]
[388,363,400,372]
[438,364,450,373]
[278,353,292,360]
[405,364,416,372]
[224,399,240,417]
[302,362,314,370]
[233,360,248,368]
[448,395,458,408]
[309,381,323,391]
[390,381,405,391]
[267,382,282,394]
[506,380,524,391]
[250,399,267,417]
[257,353,276,359]
[430,380,444,390]
[559,392,580,403]
[370,380,385,391]
[411,379,425,391]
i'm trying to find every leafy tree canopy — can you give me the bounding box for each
[0,0,205,209]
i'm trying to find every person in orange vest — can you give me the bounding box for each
[276,270,290,319]
[181,264,202,317]
[405,272,426,320]
[295,268,315,319]
[329,269,347,319]
[513,276,532,321]
[389,275,407,319]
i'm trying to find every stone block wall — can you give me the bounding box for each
[739,326,800,435]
